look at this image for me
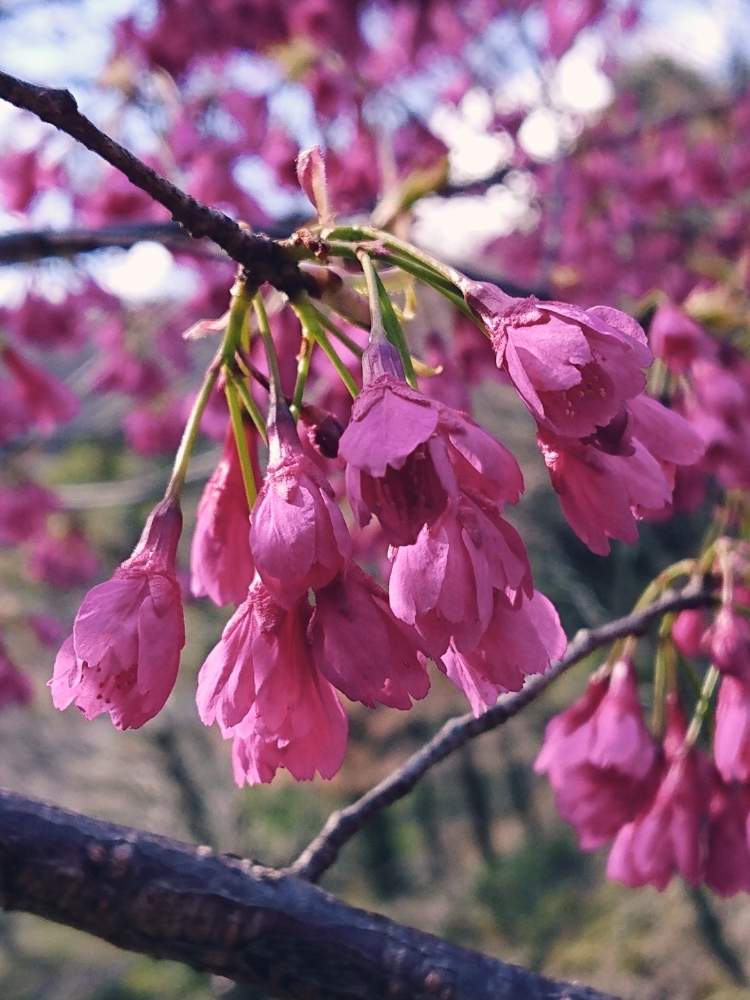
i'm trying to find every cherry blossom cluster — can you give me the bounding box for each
[537,541,750,896]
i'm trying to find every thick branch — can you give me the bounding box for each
[0,71,313,297]
[0,790,615,1000]
[290,580,715,883]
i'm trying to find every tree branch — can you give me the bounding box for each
[0,71,313,297]
[290,579,715,883]
[0,789,615,1000]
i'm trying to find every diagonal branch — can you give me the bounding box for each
[289,579,716,883]
[0,70,313,297]
[0,789,616,1000]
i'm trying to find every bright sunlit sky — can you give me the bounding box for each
[0,0,749,298]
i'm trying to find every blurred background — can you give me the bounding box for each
[1,1,750,998]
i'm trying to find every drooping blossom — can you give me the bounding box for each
[308,564,430,709]
[340,339,522,546]
[704,780,750,897]
[0,640,33,710]
[713,675,750,782]
[535,659,660,849]
[389,492,532,656]
[671,608,709,658]
[460,282,652,438]
[606,698,710,890]
[0,481,59,545]
[197,576,347,784]
[26,523,100,588]
[50,498,184,730]
[440,590,566,716]
[191,424,257,606]
[649,302,712,373]
[2,344,78,434]
[249,405,350,606]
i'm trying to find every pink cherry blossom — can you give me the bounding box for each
[0,481,59,545]
[308,564,430,709]
[713,675,750,782]
[191,425,257,607]
[26,524,100,588]
[50,499,184,730]
[606,699,710,891]
[0,640,33,710]
[460,282,651,438]
[197,576,347,784]
[439,590,566,716]
[340,339,522,546]
[704,779,750,897]
[535,660,660,849]
[702,605,750,676]
[250,408,350,606]
[2,344,78,434]
[649,302,713,373]
[389,493,532,657]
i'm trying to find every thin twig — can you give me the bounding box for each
[0,70,313,297]
[289,580,716,883]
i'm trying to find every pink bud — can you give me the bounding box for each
[296,145,333,226]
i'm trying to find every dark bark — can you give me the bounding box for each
[0,790,615,1000]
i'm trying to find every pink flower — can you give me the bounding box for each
[124,403,185,456]
[0,481,58,545]
[309,564,430,709]
[250,409,350,606]
[606,699,710,890]
[340,339,522,546]
[50,499,184,730]
[197,577,347,784]
[2,344,78,434]
[0,640,33,710]
[702,606,750,676]
[389,493,532,656]
[460,282,651,438]
[191,425,257,606]
[26,524,100,588]
[713,675,750,782]
[535,660,660,849]
[705,780,750,897]
[439,590,566,716]
[544,0,605,58]
[649,302,712,373]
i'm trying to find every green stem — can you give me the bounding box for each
[684,666,720,748]
[224,377,257,508]
[232,376,268,444]
[166,360,220,500]
[358,250,418,388]
[252,294,284,405]
[314,305,364,357]
[292,332,315,417]
[293,297,358,398]
[221,278,251,364]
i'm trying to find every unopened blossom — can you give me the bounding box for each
[191,425,257,607]
[702,605,750,676]
[671,608,709,658]
[649,302,712,373]
[197,576,347,784]
[440,590,566,716]
[535,659,660,849]
[713,675,750,782]
[2,344,78,434]
[340,339,522,546]
[460,281,651,438]
[50,498,184,730]
[0,641,32,710]
[389,492,532,656]
[309,564,430,709]
[250,405,350,606]
[606,698,710,890]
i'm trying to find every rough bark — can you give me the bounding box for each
[0,790,616,1000]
